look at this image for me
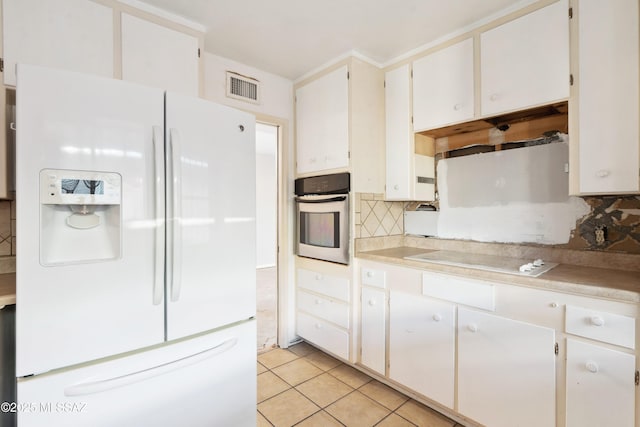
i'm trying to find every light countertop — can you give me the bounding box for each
[357,246,640,303]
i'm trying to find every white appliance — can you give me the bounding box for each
[15,64,257,426]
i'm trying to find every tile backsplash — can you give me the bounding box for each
[354,193,406,238]
[0,200,15,256]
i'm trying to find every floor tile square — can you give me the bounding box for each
[296,373,354,408]
[257,371,290,403]
[258,388,320,427]
[295,410,344,427]
[326,391,390,426]
[328,364,372,389]
[377,413,417,426]
[359,380,408,410]
[258,348,298,369]
[395,400,456,427]
[257,411,271,427]
[304,349,342,371]
[288,341,317,357]
[272,358,323,386]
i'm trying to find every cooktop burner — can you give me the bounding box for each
[403,250,558,277]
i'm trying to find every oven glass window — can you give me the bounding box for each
[300,212,340,248]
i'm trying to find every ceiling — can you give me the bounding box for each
[137,0,537,81]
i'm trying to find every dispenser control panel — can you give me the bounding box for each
[40,169,121,205]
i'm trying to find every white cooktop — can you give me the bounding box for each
[404,250,558,277]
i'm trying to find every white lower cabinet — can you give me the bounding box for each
[360,287,386,375]
[296,267,351,360]
[389,291,455,409]
[457,307,556,427]
[566,339,635,427]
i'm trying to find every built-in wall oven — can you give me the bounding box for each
[295,173,350,265]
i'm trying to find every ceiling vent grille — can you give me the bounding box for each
[226,71,260,104]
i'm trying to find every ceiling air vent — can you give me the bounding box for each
[226,71,260,104]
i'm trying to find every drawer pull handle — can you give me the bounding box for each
[585,360,599,373]
[368,299,376,307]
[315,274,323,281]
[453,103,462,111]
[315,299,322,305]
[590,316,605,327]
[366,271,374,278]
[314,323,322,329]
[596,169,610,178]
[432,314,442,322]
[467,324,478,333]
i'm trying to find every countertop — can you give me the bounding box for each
[357,246,640,303]
[0,273,16,307]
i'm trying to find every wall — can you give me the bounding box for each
[256,124,277,268]
[0,201,15,257]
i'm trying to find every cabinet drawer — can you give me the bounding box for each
[298,290,349,329]
[297,312,349,360]
[361,268,386,289]
[297,268,350,302]
[565,305,635,349]
[422,271,495,311]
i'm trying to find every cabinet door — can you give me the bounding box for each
[566,339,635,427]
[360,287,386,375]
[480,0,569,116]
[457,308,556,427]
[389,291,455,408]
[2,0,114,86]
[413,38,474,131]
[121,13,200,97]
[573,0,639,194]
[296,66,349,174]
[384,65,412,200]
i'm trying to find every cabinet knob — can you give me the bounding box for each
[550,302,558,308]
[366,271,374,278]
[490,93,500,101]
[585,360,599,373]
[590,316,605,327]
[393,184,399,190]
[467,323,478,333]
[368,299,376,306]
[315,299,322,305]
[315,274,323,281]
[315,323,322,329]
[453,103,462,111]
[432,314,442,322]
[596,170,610,178]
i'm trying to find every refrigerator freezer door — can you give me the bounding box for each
[17,320,257,427]
[165,92,256,340]
[16,65,165,376]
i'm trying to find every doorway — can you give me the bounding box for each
[255,122,278,352]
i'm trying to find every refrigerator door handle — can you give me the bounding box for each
[63,337,239,396]
[152,125,165,306]
[169,128,183,302]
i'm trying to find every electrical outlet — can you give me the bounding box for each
[595,225,607,245]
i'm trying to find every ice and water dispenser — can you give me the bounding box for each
[39,169,121,265]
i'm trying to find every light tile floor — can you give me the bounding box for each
[257,342,463,427]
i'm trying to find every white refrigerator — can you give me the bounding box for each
[15,64,257,426]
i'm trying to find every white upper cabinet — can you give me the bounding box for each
[2,0,114,86]
[295,65,350,175]
[480,0,569,116]
[570,0,639,194]
[413,38,474,131]
[385,65,413,200]
[121,13,200,97]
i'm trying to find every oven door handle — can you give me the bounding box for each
[295,196,347,203]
